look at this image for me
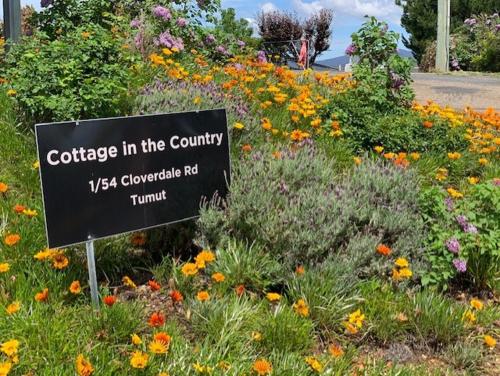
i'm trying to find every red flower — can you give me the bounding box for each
[148,312,165,327]
[13,204,26,213]
[148,280,161,291]
[103,295,117,307]
[376,244,392,256]
[235,284,245,297]
[169,290,183,304]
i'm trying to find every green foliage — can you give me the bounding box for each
[3,24,140,124]
[420,182,500,291]
[199,144,428,277]
[215,8,254,44]
[349,17,414,111]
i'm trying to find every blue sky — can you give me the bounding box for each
[3,0,408,60]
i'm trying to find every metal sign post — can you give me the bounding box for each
[436,0,450,72]
[85,240,100,310]
[2,0,22,43]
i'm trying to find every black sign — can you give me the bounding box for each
[36,110,230,248]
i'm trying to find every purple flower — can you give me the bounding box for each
[390,73,404,90]
[456,215,468,228]
[41,0,53,7]
[444,197,454,211]
[257,50,267,63]
[130,18,141,29]
[465,224,478,234]
[446,238,460,254]
[205,34,216,45]
[453,259,467,273]
[451,59,460,71]
[153,6,171,21]
[155,31,184,50]
[134,32,144,49]
[345,43,357,56]
[237,40,246,48]
[496,24,500,32]
[216,45,227,55]
[176,18,187,27]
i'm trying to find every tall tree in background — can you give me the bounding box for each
[304,9,333,64]
[395,0,499,62]
[215,8,253,42]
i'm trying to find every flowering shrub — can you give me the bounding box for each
[420,181,500,291]
[2,24,140,124]
[199,143,427,274]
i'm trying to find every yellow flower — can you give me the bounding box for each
[81,31,91,39]
[69,280,81,294]
[196,290,210,302]
[149,340,168,354]
[22,209,37,217]
[470,298,484,310]
[252,359,272,375]
[353,157,362,166]
[447,187,463,199]
[383,152,396,160]
[467,177,479,185]
[162,48,173,56]
[195,250,215,269]
[6,301,20,315]
[251,331,262,341]
[181,262,198,276]
[410,152,421,161]
[305,356,323,373]
[266,292,281,302]
[130,351,149,369]
[343,321,358,334]
[447,152,461,160]
[0,362,12,376]
[52,253,69,269]
[374,146,384,153]
[478,158,489,166]
[193,96,202,105]
[462,310,476,324]
[484,335,496,348]
[76,354,94,376]
[6,89,16,97]
[0,263,10,273]
[233,122,245,130]
[211,272,225,282]
[292,299,309,317]
[131,334,142,345]
[310,118,322,128]
[348,309,365,328]
[261,118,272,131]
[398,267,413,279]
[394,258,409,268]
[436,168,448,181]
[122,276,137,289]
[0,340,19,356]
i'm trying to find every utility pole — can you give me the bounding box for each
[436,0,450,72]
[2,0,22,43]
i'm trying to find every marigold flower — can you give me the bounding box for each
[328,343,344,358]
[293,299,309,317]
[131,334,142,345]
[69,280,82,294]
[484,335,496,348]
[35,288,49,302]
[0,263,10,273]
[252,359,272,375]
[211,272,225,283]
[130,351,149,369]
[148,280,161,291]
[148,312,165,327]
[470,298,484,310]
[76,354,94,376]
[261,118,272,130]
[181,262,198,277]
[6,301,20,315]
[149,340,168,354]
[376,244,391,256]
[0,182,8,193]
[4,234,20,247]
[266,292,281,302]
[305,356,323,373]
[195,250,215,269]
[103,296,117,307]
[169,289,184,303]
[122,276,137,289]
[0,339,19,356]
[52,253,69,269]
[13,204,26,213]
[196,290,210,302]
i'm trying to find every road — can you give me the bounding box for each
[412,73,500,112]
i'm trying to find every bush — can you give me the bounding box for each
[198,143,428,277]
[3,24,139,124]
[420,181,500,292]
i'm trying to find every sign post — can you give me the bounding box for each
[2,0,22,44]
[436,0,450,72]
[35,110,230,309]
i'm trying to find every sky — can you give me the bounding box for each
[2,0,408,60]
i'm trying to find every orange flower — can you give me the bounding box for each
[153,332,171,346]
[52,253,69,269]
[103,296,117,307]
[484,335,496,348]
[423,121,433,128]
[235,284,245,296]
[4,234,20,247]
[76,354,94,376]
[242,144,252,152]
[35,288,49,302]
[252,359,272,375]
[181,262,198,277]
[69,280,82,294]
[295,265,305,275]
[196,290,210,302]
[195,250,215,269]
[130,232,146,246]
[211,272,225,282]
[328,343,344,358]
[13,204,26,213]
[353,157,362,165]
[169,290,184,304]
[0,182,8,193]
[376,244,391,256]
[148,312,165,327]
[147,280,161,291]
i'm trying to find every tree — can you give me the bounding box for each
[257,9,333,65]
[216,8,253,41]
[395,0,499,62]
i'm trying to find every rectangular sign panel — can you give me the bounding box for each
[36,110,230,248]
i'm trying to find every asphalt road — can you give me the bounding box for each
[412,73,500,112]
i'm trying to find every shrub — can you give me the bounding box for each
[3,24,140,124]
[198,143,428,276]
[420,181,500,292]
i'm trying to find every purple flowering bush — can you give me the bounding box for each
[420,182,500,291]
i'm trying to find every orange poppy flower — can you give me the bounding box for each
[376,244,391,256]
[148,312,165,327]
[35,288,49,302]
[103,295,117,307]
[4,234,20,247]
